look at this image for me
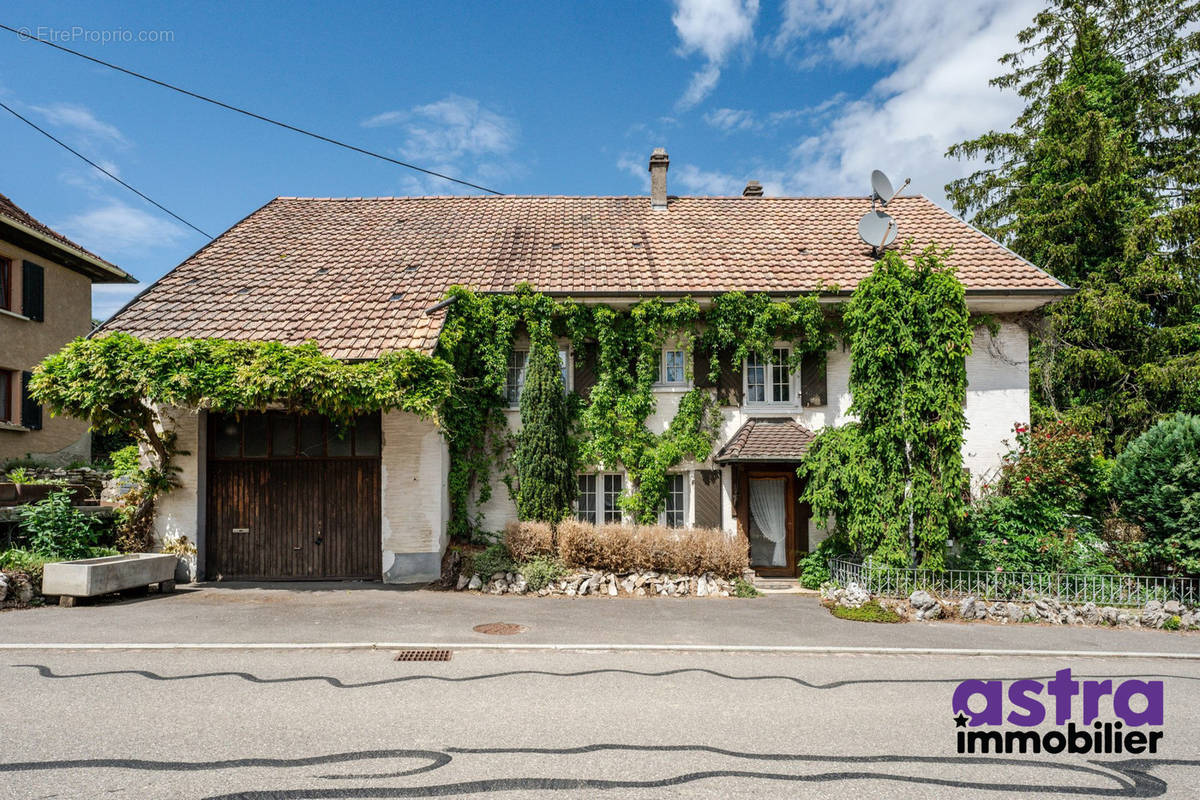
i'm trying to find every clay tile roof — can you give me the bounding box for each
[714,417,817,463]
[0,191,132,283]
[99,194,1067,359]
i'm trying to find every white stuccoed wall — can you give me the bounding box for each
[380,410,450,583]
[963,321,1029,487]
[150,405,201,549]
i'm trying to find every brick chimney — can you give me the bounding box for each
[649,148,669,210]
[742,180,763,197]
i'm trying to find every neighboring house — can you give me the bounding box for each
[99,151,1069,583]
[0,193,135,465]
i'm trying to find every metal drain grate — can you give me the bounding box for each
[393,649,453,662]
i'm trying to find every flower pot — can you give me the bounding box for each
[13,484,54,504]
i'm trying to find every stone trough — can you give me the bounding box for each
[42,553,178,607]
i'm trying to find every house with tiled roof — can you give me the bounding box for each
[0,192,135,465]
[102,150,1069,583]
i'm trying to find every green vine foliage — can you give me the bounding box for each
[437,288,831,535]
[800,246,971,568]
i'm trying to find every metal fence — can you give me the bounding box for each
[827,558,1200,607]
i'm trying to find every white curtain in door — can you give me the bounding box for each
[749,479,787,566]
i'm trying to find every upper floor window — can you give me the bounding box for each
[506,347,570,406]
[0,257,11,311]
[651,347,688,386]
[664,473,685,528]
[746,347,791,404]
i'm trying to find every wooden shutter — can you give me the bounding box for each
[717,349,743,406]
[21,261,44,322]
[20,371,42,430]
[694,469,723,529]
[693,343,716,389]
[800,351,827,407]
[573,342,598,399]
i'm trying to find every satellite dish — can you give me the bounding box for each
[871,170,895,205]
[858,210,897,249]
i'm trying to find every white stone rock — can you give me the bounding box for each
[468,574,482,591]
[455,574,470,591]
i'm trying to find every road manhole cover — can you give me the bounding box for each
[473,622,527,635]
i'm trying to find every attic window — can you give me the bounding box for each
[632,242,643,248]
[316,268,329,274]
[404,265,418,273]
[185,277,200,285]
[389,292,406,301]
[551,243,562,250]
[236,287,251,295]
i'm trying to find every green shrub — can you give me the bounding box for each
[109,445,142,478]
[1110,413,1200,575]
[798,538,851,589]
[0,548,49,588]
[957,422,1113,574]
[732,576,762,598]
[1163,615,1182,631]
[472,541,514,579]
[518,555,567,591]
[19,490,99,560]
[513,329,576,522]
[830,601,902,623]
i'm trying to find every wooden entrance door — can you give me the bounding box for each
[206,412,381,580]
[735,466,804,577]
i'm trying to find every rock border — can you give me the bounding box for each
[821,582,1199,631]
[455,569,738,597]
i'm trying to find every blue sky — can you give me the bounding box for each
[0,0,1042,319]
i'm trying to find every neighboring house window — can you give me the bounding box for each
[506,350,527,405]
[746,347,791,404]
[0,257,11,311]
[664,473,685,528]
[602,474,624,523]
[0,370,12,423]
[576,474,597,524]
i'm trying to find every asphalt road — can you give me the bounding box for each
[3,648,1199,799]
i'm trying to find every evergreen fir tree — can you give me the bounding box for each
[514,324,576,522]
[946,0,1200,452]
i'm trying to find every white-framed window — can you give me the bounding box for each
[507,347,571,405]
[745,347,792,404]
[663,473,685,528]
[576,474,597,524]
[650,347,688,386]
[602,473,624,523]
[506,349,527,406]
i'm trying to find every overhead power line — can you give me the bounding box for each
[1,23,505,196]
[0,99,212,238]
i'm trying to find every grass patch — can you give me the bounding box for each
[830,601,902,623]
[732,576,762,598]
[517,555,567,591]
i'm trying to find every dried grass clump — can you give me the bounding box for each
[504,520,555,562]
[555,519,748,576]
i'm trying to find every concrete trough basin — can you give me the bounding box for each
[42,553,178,606]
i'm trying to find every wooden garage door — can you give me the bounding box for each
[206,411,381,580]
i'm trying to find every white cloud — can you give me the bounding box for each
[617,155,651,192]
[360,94,519,194]
[55,201,187,255]
[92,282,144,322]
[361,94,517,161]
[31,103,127,147]
[671,0,759,109]
[704,107,755,131]
[673,163,743,195]
[759,0,1041,206]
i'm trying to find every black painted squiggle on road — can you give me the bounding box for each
[13,663,1200,691]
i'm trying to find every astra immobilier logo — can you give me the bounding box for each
[952,668,1164,755]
